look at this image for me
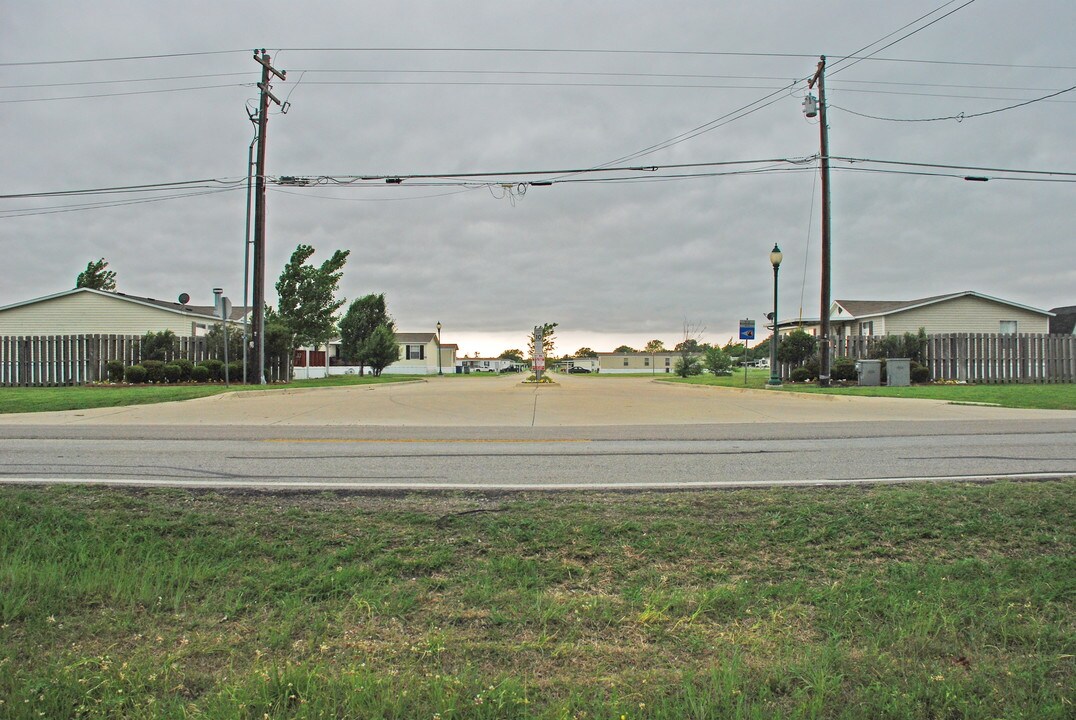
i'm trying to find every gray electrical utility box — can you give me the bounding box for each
[856,359,881,386]
[887,358,911,387]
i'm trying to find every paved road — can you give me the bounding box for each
[2,375,1074,490]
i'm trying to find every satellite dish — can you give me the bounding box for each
[178,293,190,304]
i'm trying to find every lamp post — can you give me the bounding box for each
[436,321,443,376]
[767,244,783,386]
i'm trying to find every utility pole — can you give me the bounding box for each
[808,55,832,387]
[250,49,286,384]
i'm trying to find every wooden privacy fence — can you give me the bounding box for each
[820,332,1075,383]
[0,334,289,386]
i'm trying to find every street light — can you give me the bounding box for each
[436,321,443,376]
[767,244,783,386]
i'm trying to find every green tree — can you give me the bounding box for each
[644,339,666,353]
[703,345,733,376]
[527,322,558,360]
[75,258,117,291]
[206,323,243,360]
[499,349,525,362]
[674,355,703,377]
[777,329,817,366]
[674,320,705,377]
[613,345,637,354]
[574,347,598,358]
[339,293,393,373]
[140,330,175,362]
[360,323,400,376]
[275,244,350,353]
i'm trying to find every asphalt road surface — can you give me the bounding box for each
[2,375,1075,490]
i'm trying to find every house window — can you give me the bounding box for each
[860,321,874,336]
[406,344,425,360]
[665,357,671,366]
[623,358,629,367]
[644,357,650,367]
[999,320,1017,334]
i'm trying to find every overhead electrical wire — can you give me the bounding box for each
[0,187,243,219]
[0,177,248,200]
[829,84,1076,122]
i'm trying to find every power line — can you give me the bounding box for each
[0,49,251,67]
[828,0,979,77]
[0,178,248,200]
[0,83,249,104]
[830,84,1076,122]
[0,72,251,89]
[0,187,243,218]
[829,156,1076,177]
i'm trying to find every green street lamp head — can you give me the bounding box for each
[769,244,783,268]
[436,321,441,333]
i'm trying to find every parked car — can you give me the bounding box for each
[568,366,591,373]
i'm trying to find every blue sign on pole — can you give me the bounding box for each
[739,319,755,341]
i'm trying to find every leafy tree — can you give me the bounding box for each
[76,258,117,291]
[527,322,558,360]
[206,323,243,360]
[613,345,637,354]
[777,329,817,366]
[703,345,733,376]
[644,339,666,353]
[360,323,400,376]
[275,244,350,353]
[870,328,928,363]
[674,320,705,377]
[140,330,175,362]
[674,355,703,377]
[499,349,525,362]
[574,347,598,358]
[339,293,393,373]
[674,338,701,353]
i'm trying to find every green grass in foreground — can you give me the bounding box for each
[0,375,420,414]
[1,481,1073,719]
[669,373,1076,410]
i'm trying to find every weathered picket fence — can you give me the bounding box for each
[823,332,1075,383]
[0,334,288,386]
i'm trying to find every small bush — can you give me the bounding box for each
[227,361,243,381]
[106,360,125,383]
[198,359,225,382]
[910,362,931,384]
[163,363,183,383]
[141,359,165,383]
[789,367,813,383]
[190,365,210,383]
[173,358,194,382]
[802,356,821,380]
[124,365,147,384]
[831,357,857,382]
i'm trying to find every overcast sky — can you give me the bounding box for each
[2,1,1073,357]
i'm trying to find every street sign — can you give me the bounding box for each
[739,319,755,340]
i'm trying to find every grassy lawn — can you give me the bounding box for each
[0,375,421,415]
[667,374,1076,410]
[1,480,1072,719]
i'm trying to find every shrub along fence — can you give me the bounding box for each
[0,334,288,386]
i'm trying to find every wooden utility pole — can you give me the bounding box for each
[250,50,285,384]
[809,55,832,387]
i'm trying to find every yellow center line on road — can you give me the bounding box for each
[261,438,592,444]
